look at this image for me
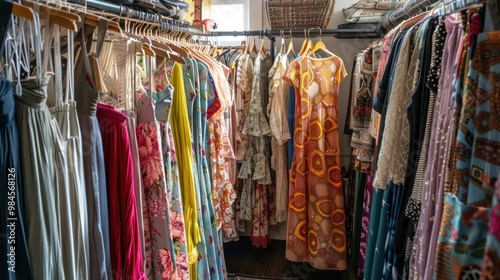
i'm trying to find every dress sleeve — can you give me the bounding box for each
[282,58,301,89]
[336,58,348,85]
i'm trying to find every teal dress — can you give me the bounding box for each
[183,58,224,279]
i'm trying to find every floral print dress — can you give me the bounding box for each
[239,53,276,247]
[183,58,223,280]
[135,86,177,280]
[151,60,190,280]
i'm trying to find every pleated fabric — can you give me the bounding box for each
[50,102,89,280]
[74,23,111,280]
[97,103,146,280]
[0,77,32,280]
[123,109,147,270]
[170,62,201,279]
[15,76,64,280]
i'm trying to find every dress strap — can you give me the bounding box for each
[95,18,109,59]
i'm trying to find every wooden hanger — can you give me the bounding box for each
[83,13,122,34]
[12,2,35,21]
[298,29,313,56]
[158,25,189,57]
[151,45,169,60]
[258,34,265,55]
[278,30,285,53]
[249,35,258,55]
[401,11,429,30]
[286,30,295,56]
[19,0,78,31]
[142,42,156,57]
[23,0,80,22]
[148,26,185,64]
[307,30,334,57]
[307,39,334,57]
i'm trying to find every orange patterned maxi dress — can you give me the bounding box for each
[283,55,348,270]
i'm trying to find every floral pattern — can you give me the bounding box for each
[160,121,190,280]
[158,248,174,279]
[208,119,237,236]
[136,89,176,280]
[482,178,500,279]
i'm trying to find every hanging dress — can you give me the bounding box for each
[283,54,348,270]
[135,66,176,279]
[268,53,291,223]
[183,58,210,279]
[14,17,64,280]
[0,3,32,279]
[170,62,201,280]
[44,23,89,280]
[197,61,225,279]
[151,59,190,280]
[97,102,146,280]
[74,21,113,280]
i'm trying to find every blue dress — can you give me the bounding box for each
[0,76,32,280]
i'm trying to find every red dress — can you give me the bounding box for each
[97,102,146,279]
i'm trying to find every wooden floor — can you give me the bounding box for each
[223,237,356,280]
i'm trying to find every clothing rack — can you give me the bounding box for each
[379,0,440,33]
[439,0,484,15]
[68,0,202,35]
[206,28,380,59]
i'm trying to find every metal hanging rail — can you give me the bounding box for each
[206,28,379,37]
[68,0,202,34]
[205,28,380,58]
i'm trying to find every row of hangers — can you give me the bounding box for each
[8,0,221,98]
[10,0,122,33]
[8,0,217,68]
[279,28,335,57]
[396,0,484,32]
[215,27,335,62]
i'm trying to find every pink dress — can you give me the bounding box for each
[96,102,146,279]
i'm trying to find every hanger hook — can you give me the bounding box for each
[319,28,322,41]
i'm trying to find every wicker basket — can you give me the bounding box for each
[265,0,335,30]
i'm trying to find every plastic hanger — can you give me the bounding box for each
[307,29,334,57]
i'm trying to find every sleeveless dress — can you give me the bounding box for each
[0,3,32,279]
[74,22,112,280]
